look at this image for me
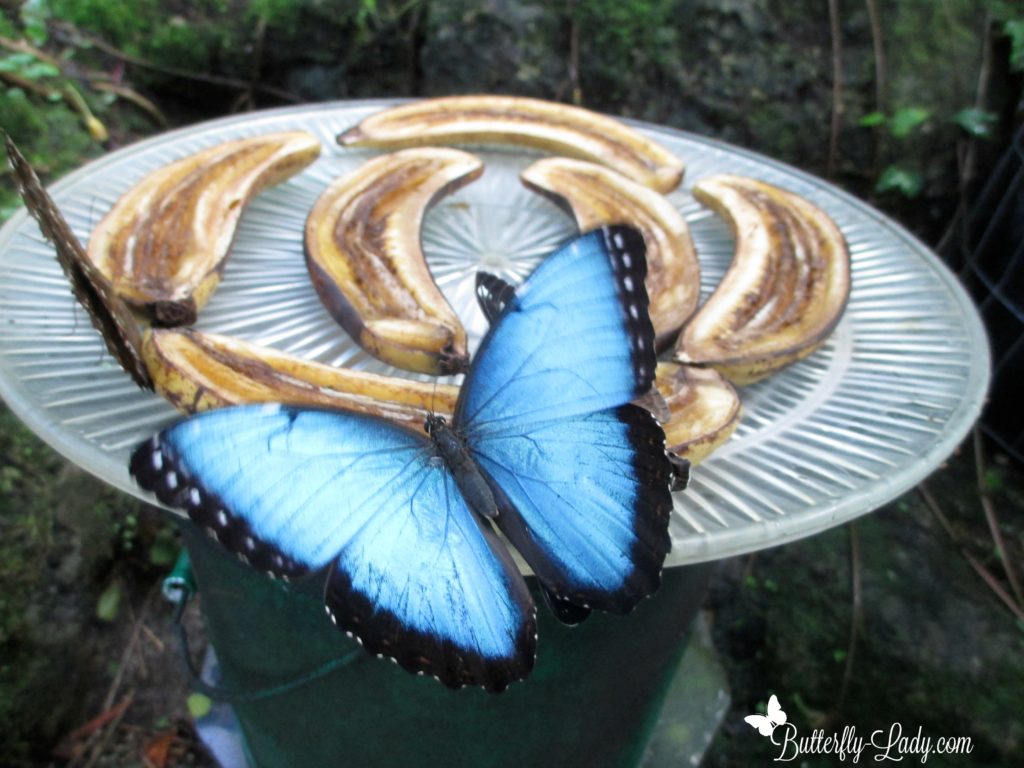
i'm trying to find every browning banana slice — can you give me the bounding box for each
[675,175,851,385]
[143,328,458,427]
[521,157,700,350]
[338,95,684,193]
[656,362,742,465]
[88,131,321,326]
[305,147,482,376]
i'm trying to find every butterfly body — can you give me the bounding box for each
[424,414,499,520]
[131,225,674,692]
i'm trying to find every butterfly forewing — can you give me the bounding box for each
[458,227,657,429]
[130,404,537,691]
[457,226,673,613]
[4,134,152,389]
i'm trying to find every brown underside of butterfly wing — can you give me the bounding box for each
[4,134,152,390]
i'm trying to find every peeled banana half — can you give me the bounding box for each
[521,157,700,350]
[675,174,851,385]
[88,131,321,326]
[655,362,742,466]
[338,95,684,194]
[305,147,482,376]
[143,327,459,427]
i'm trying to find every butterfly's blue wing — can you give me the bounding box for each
[458,227,657,428]
[457,226,674,613]
[130,404,536,692]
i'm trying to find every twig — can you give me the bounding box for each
[51,21,302,104]
[231,14,268,113]
[863,0,886,173]
[566,0,582,105]
[741,552,758,582]
[59,693,134,767]
[863,0,886,112]
[826,0,844,179]
[90,80,168,127]
[837,522,862,713]
[919,481,1024,622]
[404,0,425,95]
[973,428,1024,607]
[0,69,58,99]
[0,33,62,68]
[79,690,135,768]
[0,33,108,140]
[0,70,107,141]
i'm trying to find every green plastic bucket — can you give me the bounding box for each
[180,523,712,768]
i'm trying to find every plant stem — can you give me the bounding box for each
[826,0,844,179]
[837,522,862,714]
[919,480,1024,622]
[973,428,1024,608]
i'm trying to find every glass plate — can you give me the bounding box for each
[0,99,990,566]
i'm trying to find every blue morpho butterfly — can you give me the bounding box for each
[130,225,677,692]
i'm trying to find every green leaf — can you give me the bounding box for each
[982,467,1004,493]
[19,60,61,80]
[858,111,886,128]
[148,536,179,567]
[875,165,923,197]
[0,53,59,80]
[1003,19,1024,74]
[20,0,50,45]
[96,580,122,622]
[952,108,997,139]
[187,693,213,719]
[0,53,35,73]
[888,107,930,138]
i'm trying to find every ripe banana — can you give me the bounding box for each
[88,131,321,326]
[521,157,700,350]
[674,174,851,385]
[337,95,684,194]
[305,147,482,376]
[142,328,459,427]
[655,362,742,465]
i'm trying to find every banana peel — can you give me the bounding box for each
[88,131,321,326]
[655,362,742,465]
[142,327,458,428]
[675,174,851,385]
[338,95,684,194]
[305,147,482,375]
[521,157,700,350]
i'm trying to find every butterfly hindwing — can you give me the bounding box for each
[474,405,672,612]
[130,404,536,691]
[324,467,536,692]
[458,226,673,612]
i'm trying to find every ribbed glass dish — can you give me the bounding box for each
[0,100,989,566]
